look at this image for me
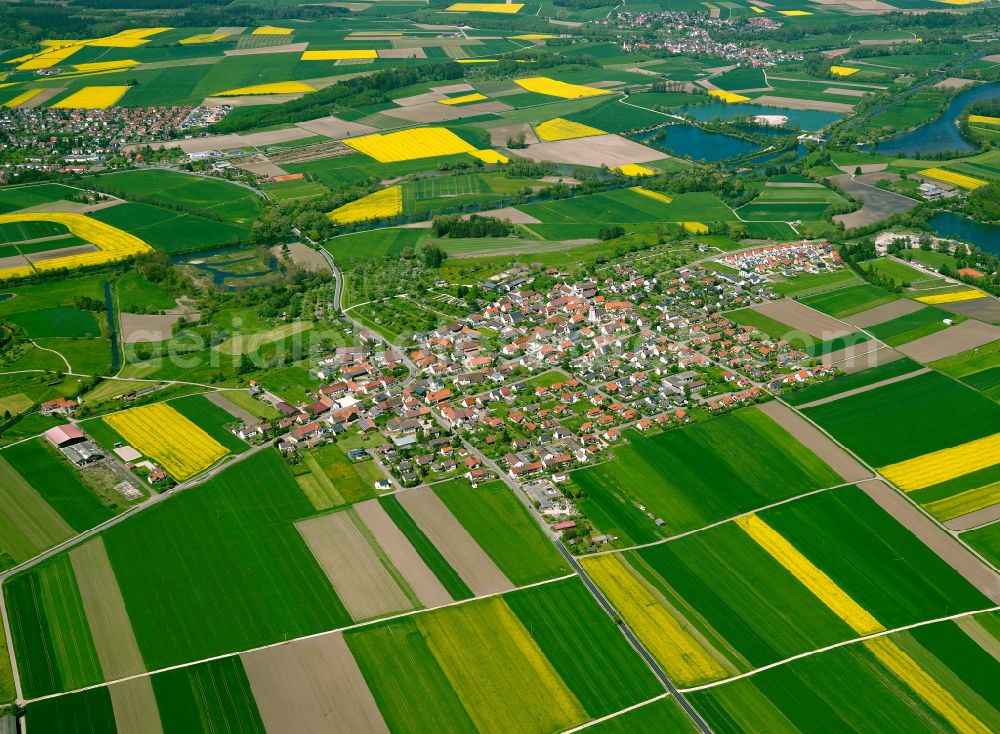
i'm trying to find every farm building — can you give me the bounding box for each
[44,424,85,447]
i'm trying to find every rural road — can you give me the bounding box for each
[461,441,714,734]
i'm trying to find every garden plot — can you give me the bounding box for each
[297,509,415,621]
[242,632,389,734]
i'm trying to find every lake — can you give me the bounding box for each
[873,82,1000,156]
[929,211,1000,255]
[674,102,842,132]
[632,124,759,162]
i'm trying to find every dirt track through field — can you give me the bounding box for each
[857,480,1000,604]
[758,402,873,483]
[825,342,901,373]
[297,509,415,621]
[205,391,258,424]
[108,677,163,734]
[242,632,390,734]
[843,298,923,328]
[945,503,1000,532]
[70,538,146,680]
[396,486,513,596]
[355,499,454,608]
[752,299,853,339]
[956,617,1000,663]
[896,319,1000,362]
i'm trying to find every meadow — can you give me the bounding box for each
[867,306,958,347]
[571,408,842,545]
[783,357,922,406]
[803,371,1000,467]
[801,283,899,317]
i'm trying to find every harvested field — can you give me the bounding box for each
[294,116,378,139]
[896,319,1000,362]
[108,677,163,734]
[515,134,666,168]
[935,77,981,89]
[355,498,453,609]
[235,160,287,177]
[824,87,869,97]
[69,538,146,680]
[825,342,901,373]
[269,242,330,272]
[844,298,924,328]
[142,128,315,155]
[752,95,854,113]
[204,391,258,425]
[943,502,1000,532]
[297,509,415,621]
[936,296,1000,323]
[487,122,539,147]
[119,313,179,344]
[242,632,389,734]
[203,94,305,107]
[381,100,511,123]
[224,42,309,56]
[466,206,540,224]
[379,48,426,59]
[751,300,853,339]
[758,401,872,483]
[395,486,513,596]
[830,173,918,229]
[858,479,1000,604]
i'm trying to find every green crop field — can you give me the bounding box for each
[5,555,103,697]
[803,371,1000,467]
[168,394,248,453]
[0,184,81,214]
[7,306,102,339]
[867,306,958,347]
[571,408,842,545]
[97,450,350,671]
[153,657,265,734]
[783,357,922,406]
[862,257,938,287]
[963,523,1000,568]
[379,495,473,600]
[91,202,252,252]
[3,438,114,532]
[801,283,899,317]
[325,227,427,269]
[24,685,116,734]
[504,578,663,718]
[115,271,176,313]
[432,478,569,585]
[585,697,697,733]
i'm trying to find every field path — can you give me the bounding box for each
[794,367,929,409]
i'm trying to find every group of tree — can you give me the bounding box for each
[432,214,512,239]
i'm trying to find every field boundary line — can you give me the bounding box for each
[678,604,1000,694]
[559,693,670,733]
[793,367,930,409]
[19,573,578,706]
[581,481,861,557]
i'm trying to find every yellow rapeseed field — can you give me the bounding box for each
[105,402,228,480]
[935,0,982,4]
[779,9,812,14]
[969,114,1000,126]
[925,481,1000,522]
[534,118,605,141]
[301,49,378,60]
[456,59,499,64]
[680,222,709,234]
[514,76,610,99]
[470,149,509,164]
[342,127,476,162]
[879,432,1000,492]
[736,514,885,636]
[511,34,557,39]
[179,33,231,44]
[865,637,988,734]
[3,89,44,108]
[438,92,488,105]
[630,187,672,204]
[915,290,985,305]
[830,66,860,76]
[16,44,82,70]
[72,60,138,72]
[253,26,293,35]
[51,86,130,109]
[751,6,766,11]
[328,186,402,224]
[918,167,987,189]
[214,81,315,96]
[447,2,524,11]
[615,164,654,176]
[0,212,152,279]
[582,554,730,686]
[709,90,751,103]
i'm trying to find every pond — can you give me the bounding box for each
[674,102,842,132]
[929,211,1000,255]
[179,249,278,290]
[632,124,759,163]
[871,82,1000,157]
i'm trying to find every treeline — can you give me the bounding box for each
[212,63,464,134]
[432,215,512,238]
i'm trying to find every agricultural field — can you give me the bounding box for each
[571,407,843,546]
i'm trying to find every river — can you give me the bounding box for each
[872,82,1000,156]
